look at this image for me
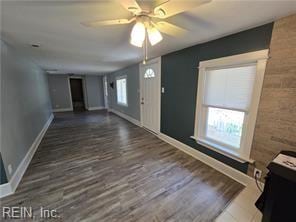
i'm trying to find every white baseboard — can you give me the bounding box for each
[0,114,54,198]
[108,109,141,127]
[53,108,73,112]
[87,106,105,111]
[108,108,253,186]
[0,111,255,197]
[158,133,254,186]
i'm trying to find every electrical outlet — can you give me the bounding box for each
[254,168,262,179]
[8,164,13,175]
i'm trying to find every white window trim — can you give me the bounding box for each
[116,75,128,107]
[192,50,269,163]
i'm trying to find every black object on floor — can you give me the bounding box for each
[255,150,296,222]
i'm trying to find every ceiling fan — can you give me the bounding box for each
[81,0,211,48]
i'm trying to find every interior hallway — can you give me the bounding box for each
[1,111,243,221]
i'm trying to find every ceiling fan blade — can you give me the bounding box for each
[155,21,187,36]
[81,18,135,27]
[119,0,142,14]
[153,0,211,19]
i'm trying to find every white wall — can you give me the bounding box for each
[47,75,72,111]
[107,64,140,120]
[47,74,105,111]
[1,40,52,181]
[85,75,105,109]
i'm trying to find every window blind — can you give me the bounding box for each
[203,64,256,111]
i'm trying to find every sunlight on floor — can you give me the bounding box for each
[216,183,263,222]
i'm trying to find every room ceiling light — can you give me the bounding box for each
[130,22,146,47]
[82,0,211,61]
[130,21,163,47]
[31,44,40,48]
[82,0,211,47]
[147,27,163,46]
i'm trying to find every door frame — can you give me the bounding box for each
[139,57,161,134]
[67,76,74,110]
[68,76,88,110]
[103,75,109,109]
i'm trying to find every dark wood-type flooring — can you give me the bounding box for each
[0,110,243,222]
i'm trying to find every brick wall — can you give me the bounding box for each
[248,14,296,179]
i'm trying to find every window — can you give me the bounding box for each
[104,77,108,97]
[193,50,269,162]
[116,76,127,106]
[144,68,155,78]
[206,107,244,148]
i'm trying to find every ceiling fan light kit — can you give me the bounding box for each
[130,22,146,47]
[130,18,163,47]
[147,26,163,46]
[82,0,211,59]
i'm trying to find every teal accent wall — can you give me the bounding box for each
[0,153,8,184]
[161,23,274,173]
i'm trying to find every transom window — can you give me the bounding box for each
[116,76,127,106]
[144,68,155,78]
[192,50,269,162]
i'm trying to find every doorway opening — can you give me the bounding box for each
[70,78,85,112]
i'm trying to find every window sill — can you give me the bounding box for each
[190,136,254,164]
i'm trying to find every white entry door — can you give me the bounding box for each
[140,57,161,134]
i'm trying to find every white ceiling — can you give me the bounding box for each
[1,0,296,75]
